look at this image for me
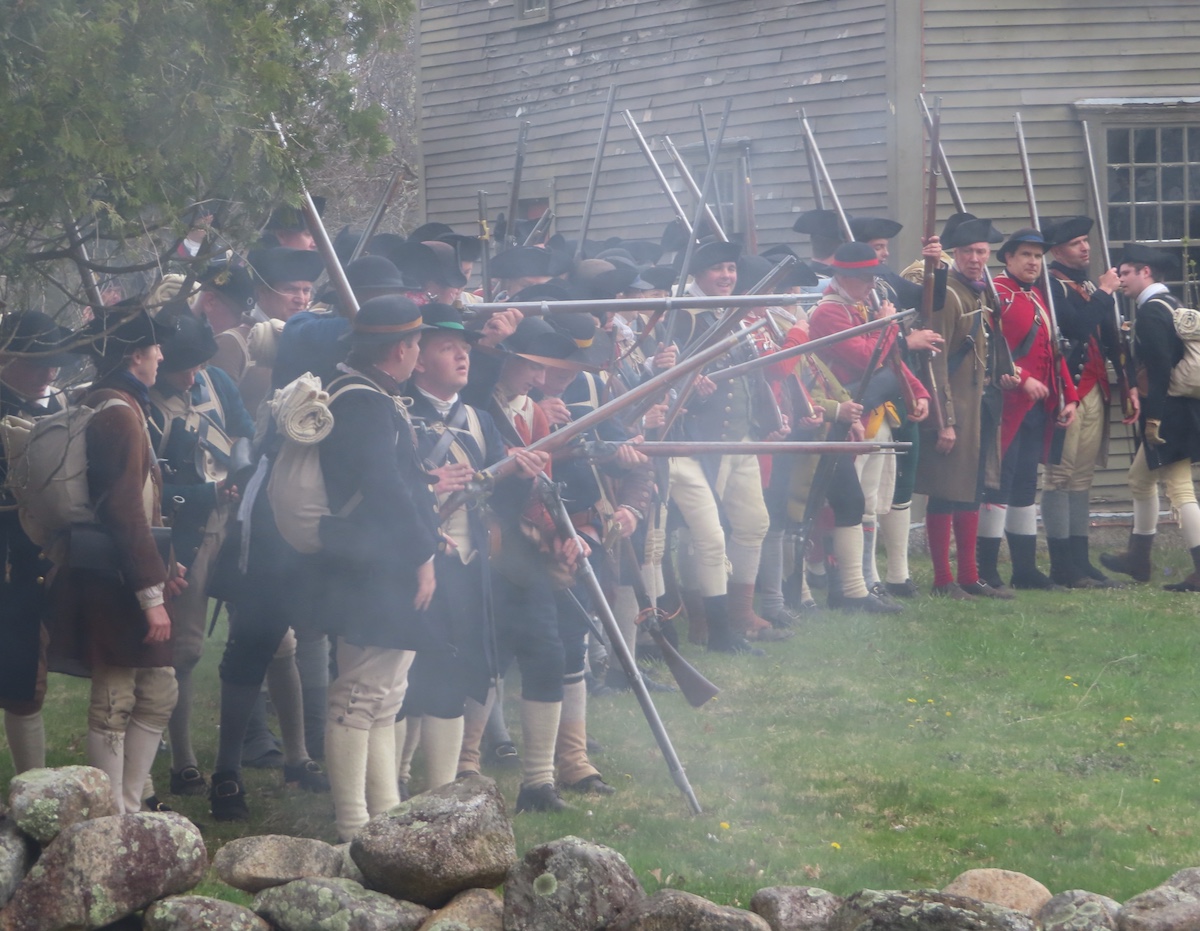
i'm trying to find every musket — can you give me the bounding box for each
[536,475,704,814]
[438,327,747,517]
[622,111,692,233]
[62,215,104,309]
[463,293,812,318]
[1014,111,1066,417]
[617,536,719,709]
[1081,120,1137,420]
[671,98,733,309]
[477,191,493,303]
[798,109,827,211]
[522,210,555,247]
[270,116,358,319]
[697,102,728,233]
[919,94,1018,380]
[576,85,619,260]
[349,168,406,265]
[505,120,531,249]
[742,155,759,256]
[707,309,917,383]
[915,96,949,431]
[660,135,728,241]
[580,439,911,458]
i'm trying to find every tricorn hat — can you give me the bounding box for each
[200,256,256,312]
[159,310,219,373]
[79,297,176,360]
[688,239,742,276]
[490,246,557,281]
[502,316,589,370]
[265,197,326,233]
[248,247,325,286]
[1042,216,1094,248]
[630,265,678,291]
[940,213,1004,249]
[0,311,76,367]
[850,216,903,242]
[1117,241,1177,272]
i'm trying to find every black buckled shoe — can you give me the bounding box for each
[484,741,520,769]
[885,578,921,598]
[515,782,572,813]
[210,771,249,822]
[169,766,209,797]
[931,582,972,600]
[563,773,616,795]
[283,759,330,793]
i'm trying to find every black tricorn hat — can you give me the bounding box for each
[342,295,435,347]
[364,232,408,269]
[502,316,588,370]
[688,239,742,276]
[0,311,76,367]
[490,246,556,281]
[407,222,455,243]
[761,243,799,261]
[734,254,776,294]
[79,297,177,359]
[829,241,881,279]
[420,302,484,343]
[792,209,843,240]
[548,311,609,367]
[620,239,665,265]
[851,216,903,242]
[941,213,1004,249]
[630,265,678,291]
[333,226,365,267]
[200,257,256,312]
[997,227,1047,262]
[346,255,408,295]
[159,310,219,373]
[1117,241,1177,272]
[439,233,482,264]
[248,247,325,286]
[1042,216,1094,248]
[387,241,468,289]
[783,261,821,289]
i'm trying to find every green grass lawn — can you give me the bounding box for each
[15,542,1200,909]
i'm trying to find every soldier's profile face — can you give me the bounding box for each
[0,359,58,400]
[868,238,890,263]
[1051,236,1090,270]
[499,355,545,396]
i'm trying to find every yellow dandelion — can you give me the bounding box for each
[720,822,730,830]
[1154,778,1161,784]
[907,698,917,703]
[830,842,841,850]
[927,699,935,704]
[945,711,952,717]
[1124,716,1134,722]
[1064,675,1072,680]
[1072,682,1079,687]
[1117,742,1125,748]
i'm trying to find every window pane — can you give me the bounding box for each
[1162,127,1185,162]
[1189,127,1200,161]
[1134,128,1158,164]
[1189,205,1200,240]
[1135,204,1159,240]
[1163,166,1185,201]
[1191,166,1200,200]
[1135,167,1158,201]
[1108,166,1131,202]
[1109,205,1131,240]
[1108,128,1130,164]
[1162,204,1185,240]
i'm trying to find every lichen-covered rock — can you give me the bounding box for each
[752,886,844,931]
[7,766,118,845]
[351,775,516,908]
[608,889,771,931]
[0,812,206,931]
[1041,890,1121,931]
[1119,884,1200,931]
[143,895,270,931]
[419,888,504,931]
[503,836,644,931]
[213,834,345,893]
[254,877,430,931]
[829,889,1037,931]
[1163,870,1200,898]
[942,870,1052,917]
[336,842,366,884]
[0,819,34,907]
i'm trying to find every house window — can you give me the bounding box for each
[516,0,550,24]
[1102,120,1200,292]
[677,139,753,241]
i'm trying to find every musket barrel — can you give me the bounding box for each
[576,85,619,259]
[661,135,728,242]
[622,111,692,233]
[464,293,813,316]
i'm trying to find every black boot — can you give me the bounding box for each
[1048,537,1098,588]
[703,595,764,656]
[1070,535,1118,586]
[976,536,1005,590]
[1164,545,1200,592]
[1008,533,1063,590]
[1100,532,1154,583]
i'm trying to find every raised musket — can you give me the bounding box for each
[349,168,406,265]
[915,96,949,431]
[1081,120,1136,420]
[661,135,728,242]
[536,475,704,814]
[504,120,531,249]
[697,102,729,233]
[463,293,811,318]
[622,110,692,233]
[437,327,748,518]
[706,309,917,383]
[522,210,555,247]
[576,84,619,260]
[672,98,733,307]
[798,109,827,211]
[477,190,493,303]
[1014,111,1066,418]
[581,440,912,458]
[919,94,1018,381]
[271,116,358,318]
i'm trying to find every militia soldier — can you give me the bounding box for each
[1040,216,1132,588]
[148,309,256,797]
[1102,243,1200,590]
[49,302,182,814]
[0,312,73,773]
[981,230,1078,590]
[902,215,1013,599]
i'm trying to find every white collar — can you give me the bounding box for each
[416,385,457,416]
[1137,282,1170,306]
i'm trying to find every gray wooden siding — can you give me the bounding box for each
[418,0,893,254]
